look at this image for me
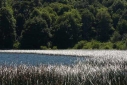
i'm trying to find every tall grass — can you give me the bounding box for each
[0,50,127,85]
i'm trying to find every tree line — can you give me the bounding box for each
[0,0,127,49]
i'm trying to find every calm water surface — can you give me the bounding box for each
[0,53,84,65]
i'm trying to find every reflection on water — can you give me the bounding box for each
[0,53,85,66]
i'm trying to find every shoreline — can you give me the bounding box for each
[0,50,126,58]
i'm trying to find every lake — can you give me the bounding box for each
[0,50,126,66]
[0,53,85,66]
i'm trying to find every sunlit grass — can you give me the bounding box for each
[0,50,127,85]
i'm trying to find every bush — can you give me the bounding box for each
[115,41,126,50]
[52,46,57,49]
[73,40,100,49]
[100,42,113,49]
[13,41,20,49]
[73,40,87,49]
[73,40,127,50]
[91,40,100,49]
[40,46,48,50]
[110,31,121,43]
[83,42,92,49]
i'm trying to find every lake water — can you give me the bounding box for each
[0,53,84,66]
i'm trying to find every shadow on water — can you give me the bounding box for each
[0,53,85,66]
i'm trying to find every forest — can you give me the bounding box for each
[0,0,127,49]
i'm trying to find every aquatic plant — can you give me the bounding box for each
[0,50,127,85]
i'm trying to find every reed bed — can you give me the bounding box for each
[0,50,127,85]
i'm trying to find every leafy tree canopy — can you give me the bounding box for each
[0,0,127,49]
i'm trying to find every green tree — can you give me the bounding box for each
[110,31,121,42]
[53,9,82,49]
[81,9,95,40]
[15,13,25,37]
[49,2,72,15]
[20,16,49,49]
[12,1,32,39]
[29,8,42,18]
[87,5,97,15]
[110,0,126,13]
[0,0,2,7]
[117,19,127,35]
[0,7,16,49]
[30,7,57,29]
[102,0,114,7]
[96,8,114,41]
[112,13,120,28]
[0,0,14,8]
[12,1,31,19]
[33,0,42,7]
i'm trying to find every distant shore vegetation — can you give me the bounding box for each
[0,0,127,49]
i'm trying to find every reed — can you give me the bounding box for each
[0,50,127,85]
[0,60,127,85]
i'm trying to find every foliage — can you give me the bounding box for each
[73,40,100,49]
[0,7,16,49]
[117,19,127,35]
[52,46,57,49]
[73,40,87,49]
[114,41,127,50]
[100,42,113,49]
[20,16,49,49]
[0,0,127,49]
[96,8,114,41]
[13,41,20,49]
[73,40,127,50]
[40,46,48,50]
[53,9,82,49]
[110,31,121,43]
[81,9,95,40]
